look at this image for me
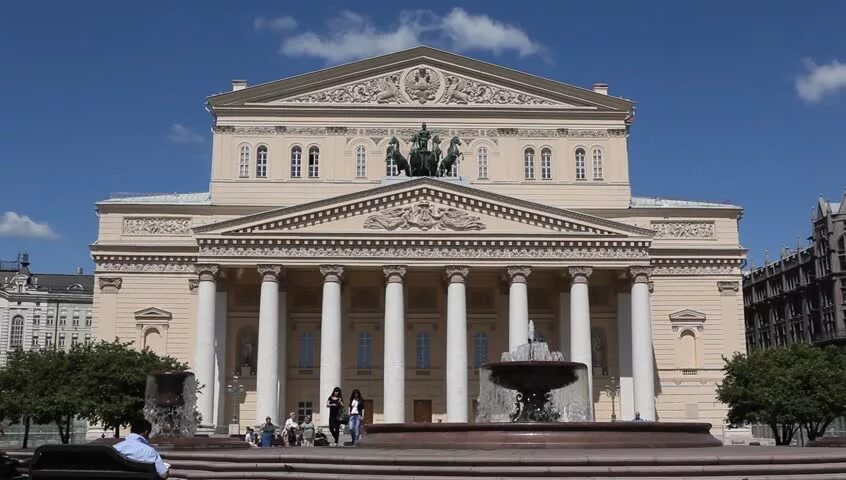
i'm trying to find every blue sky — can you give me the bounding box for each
[1,1,845,273]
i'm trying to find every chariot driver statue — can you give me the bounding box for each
[386,122,462,178]
[409,122,431,155]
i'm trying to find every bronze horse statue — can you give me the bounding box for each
[385,136,411,176]
[438,136,463,177]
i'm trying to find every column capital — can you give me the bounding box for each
[569,266,593,284]
[257,264,283,283]
[320,265,344,283]
[506,266,531,283]
[717,281,740,293]
[98,277,122,293]
[383,265,408,283]
[630,266,653,284]
[445,266,470,284]
[195,264,220,282]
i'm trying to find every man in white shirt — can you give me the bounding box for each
[113,419,170,479]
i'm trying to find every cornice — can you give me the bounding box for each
[650,258,743,276]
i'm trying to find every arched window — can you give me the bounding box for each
[473,332,488,369]
[524,148,535,180]
[256,145,268,178]
[541,148,552,180]
[9,315,23,348]
[679,330,697,369]
[290,146,302,178]
[308,146,320,178]
[299,332,314,368]
[592,147,604,180]
[416,332,431,369]
[575,148,586,180]
[238,144,250,178]
[386,155,397,176]
[357,331,373,369]
[477,147,488,179]
[355,146,367,178]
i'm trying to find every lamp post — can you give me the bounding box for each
[605,376,619,422]
[226,374,245,435]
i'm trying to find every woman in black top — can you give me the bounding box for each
[326,386,344,446]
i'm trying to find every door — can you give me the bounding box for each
[363,399,374,425]
[413,400,432,423]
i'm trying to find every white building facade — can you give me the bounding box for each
[90,47,746,434]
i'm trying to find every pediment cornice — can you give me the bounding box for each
[194,178,654,238]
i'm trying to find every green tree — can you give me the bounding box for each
[79,340,188,437]
[718,344,846,445]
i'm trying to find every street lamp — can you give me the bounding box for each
[605,376,619,422]
[226,374,245,434]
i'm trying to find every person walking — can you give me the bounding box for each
[326,386,344,446]
[347,389,365,446]
[301,415,315,447]
[283,412,299,446]
[260,416,276,447]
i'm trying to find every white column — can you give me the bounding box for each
[445,266,469,423]
[616,291,634,421]
[631,267,656,421]
[213,289,228,427]
[318,265,344,425]
[383,265,407,423]
[569,266,594,420]
[277,285,288,422]
[506,266,531,352]
[193,264,219,428]
[558,290,571,359]
[256,265,282,425]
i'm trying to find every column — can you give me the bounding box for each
[445,266,469,423]
[383,266,407,423]
[213,287,228,427]
[256,265,282,425]
[569,266,593,420]
[616,291,634,420]
[506,266,531,352]
[630,266,656,421]
[277,281,288,422]
[318,265,344,425]
[194,264,219,428]
[558,283,571,359]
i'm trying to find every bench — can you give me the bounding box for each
[29,444,160,479]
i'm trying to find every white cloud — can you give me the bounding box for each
[796,59,846,103]
[0,212,58,239]
[167,123,204,144]
[254,15,297,32]
[276,8,543,64]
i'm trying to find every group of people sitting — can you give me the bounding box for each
[244,412,317,447]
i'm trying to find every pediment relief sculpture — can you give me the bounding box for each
[281,66,561,106]
[363,200,485,231]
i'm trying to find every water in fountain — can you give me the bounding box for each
[143,373,199,438]
[476,321,591,423]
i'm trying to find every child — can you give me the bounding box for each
[301,416,315,447]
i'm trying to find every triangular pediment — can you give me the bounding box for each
[195,178,653,239]
[668,309,706,321]
[208,46,632,112]
[134,307,172,321]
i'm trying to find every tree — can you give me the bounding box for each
[717,343,846,445]
[79,340,188,437]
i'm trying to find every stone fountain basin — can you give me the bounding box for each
[485,361,582,392]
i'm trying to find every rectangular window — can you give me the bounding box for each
[297,401,313,423]
[71,334,79,347]
[85,333,91,344]
[58,334,65,348]
[357,332,373,369]
[85,312,92,326]
[59,310,66,326]
[45,333,53,347]
[473,332,489,369]
[33,314,40,326]
[299,332,314,368]
[416,332,431,369]
[291,148,302,178]
[47,314,54,326]
[9,316,23,348]
[32,336,39,347]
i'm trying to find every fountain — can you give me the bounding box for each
[362,322,721,449]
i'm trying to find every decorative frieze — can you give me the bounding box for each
[96,261,197,273]
[363,200,486,231]
[288,73,404,104]
[717,281,740,293]
[98,277,122,292]
[122,217,192,235]
[651,221,716,239]
[651,259,740,275]
[439,74,555,106]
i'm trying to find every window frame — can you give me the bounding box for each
[575,147,586,180]
[477,147,489,179]
[355,145,367,178]
[357,331,373,369]
[9,315,24,348]
[416,331,432,369]
[307,145,320,178]
[299,331,314,368]
[238,143,251,178]
[256,145,268,178]
[290,146,303,178]
[540,147,552,180]
[523,147,536,180]
[591,146,604,180]
[473,331,488,369]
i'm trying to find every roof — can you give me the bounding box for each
[630,196,740,209]
[100,192,211,205]
[30,273,94,293]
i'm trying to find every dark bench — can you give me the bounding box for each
[29,444,160,479]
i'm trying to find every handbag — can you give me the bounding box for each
[338,410,350,424]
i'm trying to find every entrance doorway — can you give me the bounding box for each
[413,400,432,423]
[363,399,374,425]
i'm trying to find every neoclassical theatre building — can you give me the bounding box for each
[91,47,746,434]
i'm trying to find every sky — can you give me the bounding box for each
[1,1,845,274]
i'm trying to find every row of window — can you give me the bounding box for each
[298,331,491,370]
[9,316,91,349]
[236,144,605,181]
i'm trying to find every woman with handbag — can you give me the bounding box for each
[326,386,344,446]
[347,389,365,446]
